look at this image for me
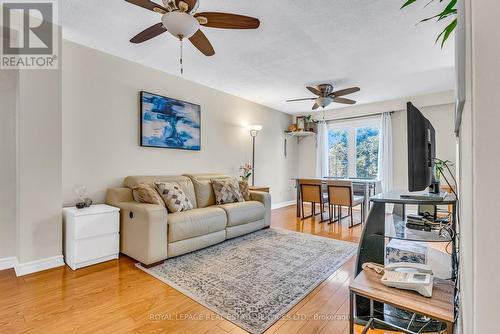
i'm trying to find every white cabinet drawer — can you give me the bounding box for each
[75,233,119,264]
[75,212,119,239]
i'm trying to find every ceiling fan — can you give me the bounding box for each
[287,84,360,110]
[126,0,260,73]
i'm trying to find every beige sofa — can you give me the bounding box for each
[106,174,271,266]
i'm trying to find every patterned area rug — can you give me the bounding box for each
[138,228,357,334]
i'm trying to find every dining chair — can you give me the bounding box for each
[299,179,328,221]
[326,180,365,228]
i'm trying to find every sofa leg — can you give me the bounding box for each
[140,260,166,269]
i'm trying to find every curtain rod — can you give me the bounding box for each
[319,110,399,124]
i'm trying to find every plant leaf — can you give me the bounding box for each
[420,0,457,22]
[401,0,418,9]
[436,18,457,48]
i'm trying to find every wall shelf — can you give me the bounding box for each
[284,131,316,157]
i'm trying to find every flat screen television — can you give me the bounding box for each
[407,102,435,192]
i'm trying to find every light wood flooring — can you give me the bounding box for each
[0,205,401,334]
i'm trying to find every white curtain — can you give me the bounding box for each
[378,112,393,193]
[315,121,329,178]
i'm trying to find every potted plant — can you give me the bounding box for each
[239,163,253,182]
[305,115,317,133]
[433,158,454,191]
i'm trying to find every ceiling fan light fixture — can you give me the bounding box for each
[316,97,332,108]
[161,11,200,39]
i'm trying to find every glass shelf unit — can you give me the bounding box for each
[384,214,453,243]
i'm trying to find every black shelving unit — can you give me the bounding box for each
[353,191,458,332]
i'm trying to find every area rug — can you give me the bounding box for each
[137,228,357,334]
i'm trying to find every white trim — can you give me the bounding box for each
[14,255,64,277]
[271,200,295,210]
[0,256,18,271]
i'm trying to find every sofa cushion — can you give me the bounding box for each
[155,182,194,213]
[238,180,251,201]
[132,183,165,207]
[212,178,245,204]
[168,207,227,242]
[124,175,198,208]
[184,174,231,208]
[218,201,265,227]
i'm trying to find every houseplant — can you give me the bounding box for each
[401,0,457,47]
[239,163,253,182]
[433,158,454,190]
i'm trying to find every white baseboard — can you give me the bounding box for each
[14,255,64,277]
[271,200,296,210]
[0,256,18,271]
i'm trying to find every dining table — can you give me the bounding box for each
[292,177,380,223]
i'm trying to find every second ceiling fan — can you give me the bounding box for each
[287,84,360,110]
[126,0,260,72]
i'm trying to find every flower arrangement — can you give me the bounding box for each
[239,163,253,182]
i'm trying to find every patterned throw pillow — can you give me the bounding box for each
[132,183,165,207]
[155,182,193,213]
[212,178,245,205]
[238,180,251,201]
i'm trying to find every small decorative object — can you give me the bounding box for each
[296,116,305,131]
[287,124,298,132]
[239,163,253,182]
[75,186,93,209]
[140,91,201,151]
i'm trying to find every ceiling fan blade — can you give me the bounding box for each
[330,87,360,97]
[286,98,316,102]
[175,0,197,12]
[125,0,168,14]
[312,103,320,110]
[306,86,321,96]
[333,97,356,105]
[189,29,215,56]
[194,12,260,29]
[130,23,167,43]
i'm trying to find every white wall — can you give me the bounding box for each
[296,94,456,191]
[62,40,298,207]
[0,68,17,259]
[17,68,62,264]
[460,0,500,332]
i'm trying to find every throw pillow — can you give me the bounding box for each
[132,183,165,207]
[238,180,251,201]
[155,182,193,213]
[212,178,245,205]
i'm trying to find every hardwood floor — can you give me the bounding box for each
[0,205,387,334]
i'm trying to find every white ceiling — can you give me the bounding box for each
[61,0,455,114]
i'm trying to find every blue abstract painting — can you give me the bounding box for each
[140,91,201,150]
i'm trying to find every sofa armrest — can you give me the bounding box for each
[250,191,271,227]
[109,200,168,265]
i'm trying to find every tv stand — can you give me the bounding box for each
[351,191,457,333]
[400,191,448,201]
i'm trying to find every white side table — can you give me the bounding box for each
[63,204,120,270]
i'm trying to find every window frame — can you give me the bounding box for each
[328,117,380,179]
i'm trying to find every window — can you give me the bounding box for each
[328,119,380,179]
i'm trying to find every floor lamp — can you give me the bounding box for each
[248,125,263,186]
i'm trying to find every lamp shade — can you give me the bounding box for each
[248,125,263,131]
[248,125,263,137]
